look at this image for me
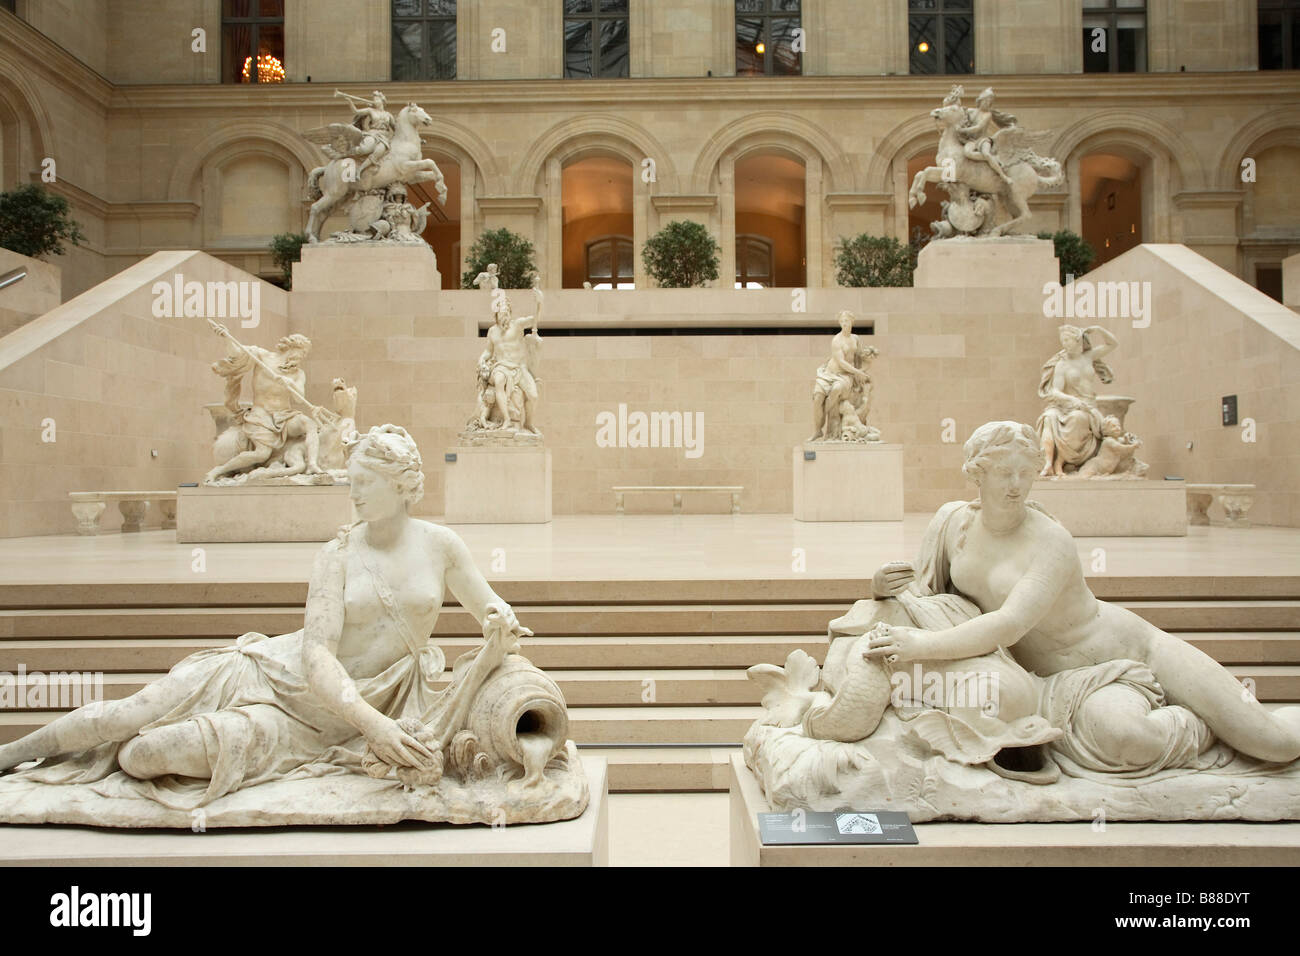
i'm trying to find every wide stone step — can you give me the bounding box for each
[0,635,833,673]
[4,598,1297,639]
[0,706,764,746]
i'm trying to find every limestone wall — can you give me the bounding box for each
[0,249,61,337]
[1084,244,1300,528]
[0,250,288,537]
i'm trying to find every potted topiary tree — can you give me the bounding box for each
[0,184,86,259]
[641,220,720,288]
[269,232,308,290]
[833,234,915,287]
[461,227,538,289]
[1037,229,1097,284]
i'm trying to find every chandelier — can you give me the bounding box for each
[241,53,285,83]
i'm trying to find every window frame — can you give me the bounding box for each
[391,0,457,82]
[584,234,635,289]
[907,0,974,76]
[221,0,286,85]
[564,0,630,80]
[734,0,803,77]
[1259,0,1300,70]
[1082,0,1148,74]
[734,234,774,289]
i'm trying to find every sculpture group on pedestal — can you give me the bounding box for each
[746,421,1300,821]
[302,91,447,245]
[808,310,881,443]
[204,322,359,486]
[461,272,545,445]
[909,85,1064,239]
[0,426,587,827]
[1037,324,1149,478]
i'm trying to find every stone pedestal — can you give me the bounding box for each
[728,755,1300,867]
[292,242,441,291]
[914,236,1058,290]
[793,443,903,521]
[177,484,355,543]
[1030,479,1187,537]
[443,446,552,524]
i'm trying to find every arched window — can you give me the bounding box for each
[222,0,285,84]
[585,235,633,289]
[1083,0,1147,73]
[735,235,773,288]
[1259,0,1300,69]
[392,0,457,81]
[564,0,630,78]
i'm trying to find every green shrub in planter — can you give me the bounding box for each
[0,184,86,259]
[1037,230,1097,284]
[461,227,538,289]
[834,234,915,287]
[641,220,720,288]
[269,232,308,289]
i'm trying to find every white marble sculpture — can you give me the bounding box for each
[461,280,544,445]
[204,322,358,486]
[302,90,447,244]
[909,85,1064,238]
[0,425,587,827]
[808,310,881,443]
[745,421,1300,821]
[1038,324,1149,478]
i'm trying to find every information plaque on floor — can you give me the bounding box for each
[758,811,918,846]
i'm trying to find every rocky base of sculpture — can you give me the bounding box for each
[743,716,1300,823]
[457,425,544,447]
[808,431,882,445]
[0,741,589,828]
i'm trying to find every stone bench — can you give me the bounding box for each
[69,491,178,535]
[1185,483,1255,527]
[613,485,742,516]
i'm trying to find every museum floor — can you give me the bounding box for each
[1,515,1297,865]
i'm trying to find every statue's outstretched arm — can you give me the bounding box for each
[1085,325,1119,358]
[440,529,524,636]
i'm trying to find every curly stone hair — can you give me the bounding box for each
[961,420,1045,484]
[345,424,425,506]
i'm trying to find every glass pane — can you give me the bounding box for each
[1082,0,1111,8]
[429,18,456,79]
[255,24,285,81]
[943,14,973,73]
[746,242,770,277]
[222,23,252,82]
[598,18,629,77]
[940,0,972,9]
[615,240,633,279]
[392,23,422,80]
[258,0,283,15]
[1116,26,1144,71]
[771,17,802,75]
[736,0,764,13]
[393,0,420,15]
[1117,0,1147,8]
[600,0,629,12]
[565,0,594,13]
[564,19,593,78]
[223,0,252,17]
[589,242,612,280]
[427,0,456,13]
[775,0,801,11]
[1082,27,1110,72]
[735,16,762,74]
[909,0,937,10]
[909,16,937,74]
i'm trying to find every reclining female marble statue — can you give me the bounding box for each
[0,425,587,827]
[745,421,1300,820]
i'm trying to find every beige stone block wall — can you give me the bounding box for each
[0,251,288,538]
[1284,252,1300,308]
[0,249,61,336]
[18,0,109,77]
[1085,244,1300,528]
[291,280,1059,519]
[107,0,219,85]
[977,0,1079,75]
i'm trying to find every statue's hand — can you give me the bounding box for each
[863,624,927,664]
[484,602,533,640]
[365,717,437,770]
[871,561,914,599]
[211,322,229,337]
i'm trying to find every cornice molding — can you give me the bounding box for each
[0,11,112,109]
[476,196,543,213]
[104,72,1300,114]
[651,194,718,211]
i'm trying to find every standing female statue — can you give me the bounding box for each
[0,425,584,823]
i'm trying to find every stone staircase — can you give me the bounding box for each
[1,577,1297,792]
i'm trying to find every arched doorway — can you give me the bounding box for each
[906,150,943,245]
[1079,152,1143,270]
[411,152,460,290]
[734,151,805,287]
[562,154,634,288]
